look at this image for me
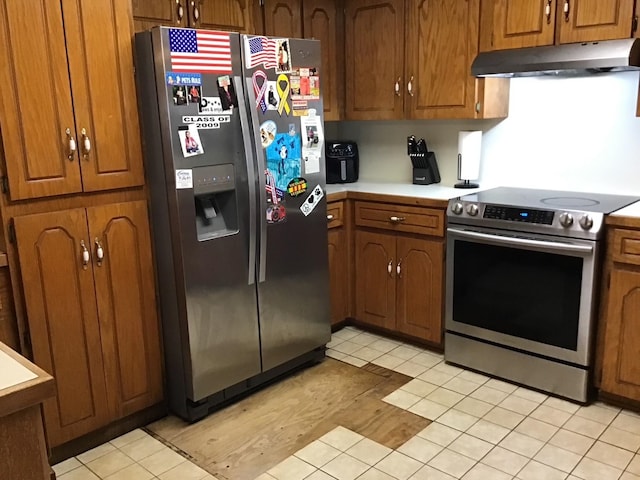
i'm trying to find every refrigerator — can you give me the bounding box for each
[134,27,330,421]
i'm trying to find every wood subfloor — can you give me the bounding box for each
[147,358,430,479]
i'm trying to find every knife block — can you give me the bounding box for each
[411,152,441,185]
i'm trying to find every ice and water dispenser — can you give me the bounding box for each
[192,164,238,242]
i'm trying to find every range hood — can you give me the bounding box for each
[472,38,640,77]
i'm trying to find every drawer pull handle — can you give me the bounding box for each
[66,128,77,160]
[387,259,393,277]
[327,214,334,221]
[397,258,402,278]
[389,216,405,223]
[81,128,91,160]
[80,240,90,269]
[95,238,105,266]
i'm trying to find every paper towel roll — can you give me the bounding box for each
[457,131,482,181]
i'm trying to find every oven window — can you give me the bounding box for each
[453,240,582,351]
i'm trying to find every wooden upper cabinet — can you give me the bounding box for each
[131,0,184,32]
[190,0,256,32]
[264,0,302,37]
[557,0,636,44]
[0,0,144,201]
[344,0,405,120]
[14,209,109,447]
[304,0,343,121]
[87,201,163,418]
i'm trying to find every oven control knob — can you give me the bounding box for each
[579,214,593,230]
[451,202,463,215]
[466,204,479,216]
[559,212,574,227]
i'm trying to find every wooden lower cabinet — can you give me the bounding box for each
[355,229,444,344]
[14,200,162,447]
[328,228,348,325]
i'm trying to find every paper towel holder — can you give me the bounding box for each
[455,130,482,189]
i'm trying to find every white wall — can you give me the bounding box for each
[330,72,640,195]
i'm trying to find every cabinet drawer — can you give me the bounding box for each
[355,201,444,237]
[612,229,640,266]
[327,202,344,229]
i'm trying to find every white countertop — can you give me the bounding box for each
[0,348,37,391]
[325,181,484,200]
[610,200,640,218]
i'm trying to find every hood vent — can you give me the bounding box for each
[472,38,640,77]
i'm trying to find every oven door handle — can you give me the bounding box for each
[448,228,593,254]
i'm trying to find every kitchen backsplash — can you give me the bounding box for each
[328,71,640,195]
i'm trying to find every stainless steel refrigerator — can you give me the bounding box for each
[135,27,330,421]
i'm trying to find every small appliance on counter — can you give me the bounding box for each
[408,135,440,185]
[326,141,359,184]
[455,130,482,189]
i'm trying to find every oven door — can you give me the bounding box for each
[445,225,599,367]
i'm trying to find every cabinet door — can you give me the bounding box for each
[62,0,145,192]
[0,0,83,200]
[344,0,405,120]
[601,266,640,400]
[264,0,303,37]
[304,0,342,121]
[87,201,163,418]
[355,230,396,329]
[558,0,636,44]
[406,0,482,119]
[132,0,185,32]
[483,0,556,50]
[328,228,348,325]
[14,209,109,447]
[190,0,256,32]
[395,236,443,344]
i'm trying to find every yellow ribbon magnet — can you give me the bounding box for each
[276,74,291,116]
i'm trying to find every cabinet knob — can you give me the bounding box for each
[327,214,334,221]
[95,238,105,266]
[191,1,200,23]
[389,216,405,223]
[81,128,91,160]
[176,0,184,23]
[80,240,90,269]
[394,77,401,97]
[396,258,402,278]
[564,0,570,22]
[387,259,393,277]
[407,75,414,97]
[545,0,552,24]
[66,128,77,161]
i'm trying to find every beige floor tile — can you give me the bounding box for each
[382,389,422,410]
[498,394,539,416]
[438,409,479,432]
[59,465,101,480]
[408,464,456,480]
[427,448,477,478]
[322,453,369,480]
[86,450,135,478]
[481,446,529,475]
[349,332,380,346]
[305,471,335,480]
[572,457,623,480]
[448,433,493,460]
[467,419,511,444]
[375,451,423,480]
[138,447,186,476]
[333,329,360,341]
[400,379,438,398]
[563,415,607,439]
[119,435,167,462]
[426,388,465,408]
[517,460,567,480]
[483,406,525,430]
[585,440,634,470]
[454,397,494,418]
[541,397,580,415]
[397,436,443,463]
[548,428,595,456]
[389,345,420,361]
[327,350,347,361]
[104,463,154,480]
[514,417,559,442]
[512,387,548,404]
[53,457,82,476]
[295,440,341,468]
[416,422,462,447]
[529,404,572,427]
[346,438,392,466]
[417,369,455,386]
[432,363,465,376]
[621,472,640,480]
[319,426,364,451]
[77,443,117,464]
[371,354,405,370]
[628,454,640,475]
[442,377,480,396]
[456,370,490,385]
[462,462,512,480]
[110,429,149,449]
[411,353,442,369]
[341,355,368,368]
[332,340,363,355]
[469,386,509,406]
[157,461,210,480]
[326,337,345,349]
[575,404,619,425]
[393,361,429,378]
[408,398,449,420]
[268,456,316,480]
[600,425,640,452]
[369,339,400,354]
[351,346,384,362]
[613,412,640,435]
[255,472,278,479]
[498,431,544,458]
[533,444,581,473]
[355,468,395,480]
[484,378,518,394]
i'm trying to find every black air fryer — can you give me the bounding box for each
[325,141,359,184]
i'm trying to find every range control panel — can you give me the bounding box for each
[483,205,555,225]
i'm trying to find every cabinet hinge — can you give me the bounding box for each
[475,102,481,113]
[633,15,638,34]
[0,176,9,195]
[8,219,15,244]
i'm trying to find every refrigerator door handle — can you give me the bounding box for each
[245,78,268,284]
[235,75,257,286]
